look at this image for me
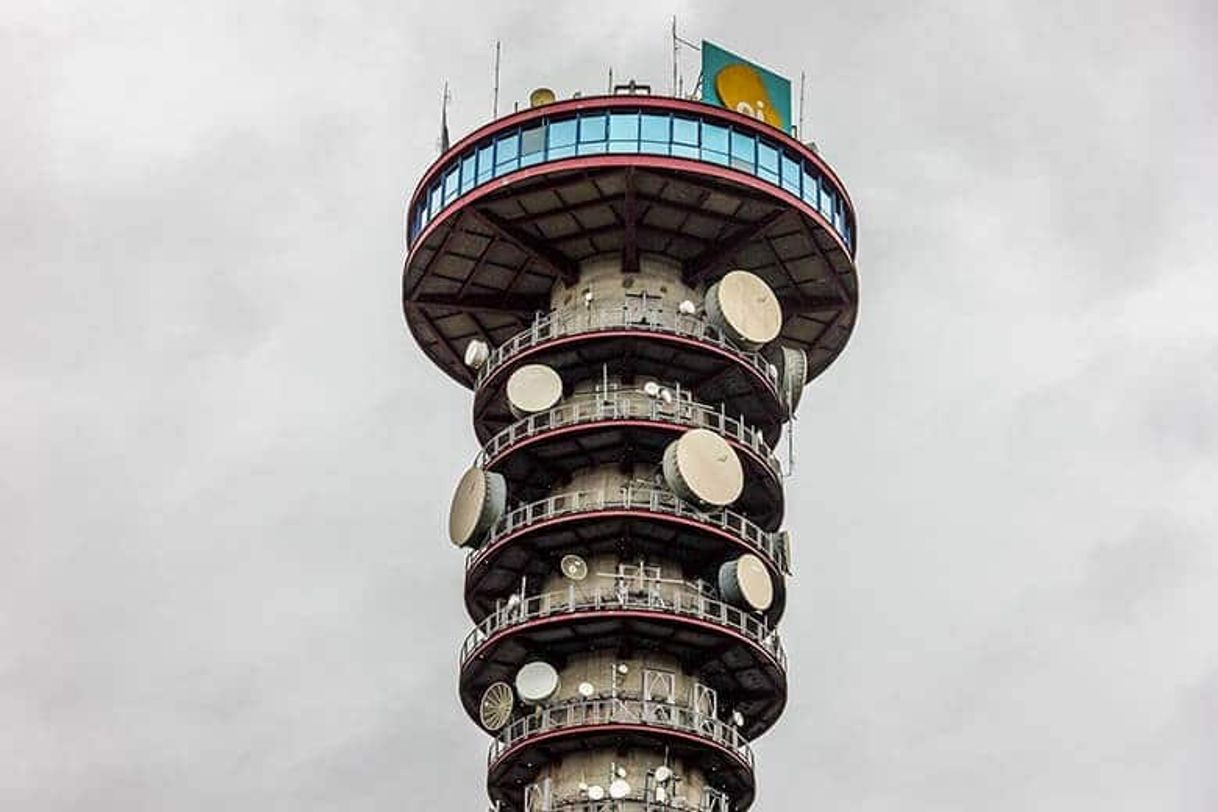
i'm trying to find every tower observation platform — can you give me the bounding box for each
[401,72,859,811]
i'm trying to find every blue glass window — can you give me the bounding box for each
[520,124,545,167]
[477,144,494,184]
[548,118,577,159]
[781,153,801,196]
[494,131,519,176]
[701,122,729,165]
[819,184,835,220]
[428,182,442,219]
[578,113,607,155]
[801,168,818,208]
[460,153,476,194]
[640,114,670,155]
[730,130,755,172]
[443,165,460,205]
[756,141,779,184]
[609,111,639,153]
[672,116,698,158]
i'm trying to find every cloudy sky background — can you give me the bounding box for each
[2,1,1215,809]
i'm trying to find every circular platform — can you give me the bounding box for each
[402,97,858,393]
[463,486,789,624]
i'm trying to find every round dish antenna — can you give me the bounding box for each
[731,709,746,727]
[662,428,744,507]
[654,765,672,783]
[577,681,596,698]
[478,682,515,731]
[705,270,782,349]
[587,785,605,801]
[514,661,560,705]
[678,299,697,315]
[768,344,809,413]
[529,87,557,107]
[463,339,490,369]
[447,467,507,547]
[718,553,774,611]
[609,779,631,799]
[561,554,588,581]
[506,364,563,417]
[642,381,661,398]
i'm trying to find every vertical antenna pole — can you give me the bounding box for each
[671,16,678,97]
[798,70,807,138]
[492,41,501,118]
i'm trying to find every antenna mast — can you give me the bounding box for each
[492,41,501,118]
[798,70,807,138]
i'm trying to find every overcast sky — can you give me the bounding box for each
[2,1,1216,810]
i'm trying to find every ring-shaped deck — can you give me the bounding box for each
[478,393,785,530]
[463,486,789,625]
[487,696,755,811]
[459,587,787,741]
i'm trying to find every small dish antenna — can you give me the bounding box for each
[678,299,696,315]
[731,709,746,727]
[654,765,672,783]
[642,381,661,398]
[515,661,560,705]
[616,766,627,778]
[463,339,490,369]
[578,681,596,698]
[561,554,588,581]
[478,682,515,731]
[587,785,605,801]
[616,663,629,675]
[659,388,674,405]
[609,779,631,799]
[529,87,556,107]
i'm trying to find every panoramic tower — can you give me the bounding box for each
[401,46,858,811]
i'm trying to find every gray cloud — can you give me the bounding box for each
[1,0,1214,809]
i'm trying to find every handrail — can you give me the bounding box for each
[488,695,754,770]
[460,582,785,668]
[467,485,790,575]
[474,306,780,399]
[476,389,781,476]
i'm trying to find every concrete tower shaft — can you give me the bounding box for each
[402,91,858,811]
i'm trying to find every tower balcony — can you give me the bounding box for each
[475,390,785,530]
[463,485,790,624]
[459,583,787,740]
[486,695,755,811]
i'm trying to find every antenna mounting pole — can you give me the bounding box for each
[492,41,501,118]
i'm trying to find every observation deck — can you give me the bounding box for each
[402,95,858,392]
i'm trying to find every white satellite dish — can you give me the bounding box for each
[609,779,631,799]
[587,785,605,801]
[767,344,809,413]
[561,554,588,581]
[642,381,661,398]
[448,467,507,547]
[506,364,563,417]
[654,765,672,783]
[578,681,596,698]
[704,270,782,349]
[678,299,696,315]
[659,388,674,405]
[463,339,490,369]
[478,681,515,731]
[662,428,744,508]
[616,766,627,778]
[515,661,560,705]
[616,663,629,675]
[718,553,774,612]
[731,710,745,727]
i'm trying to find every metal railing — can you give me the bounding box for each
[460,582,784,668]
[488,798,720,812]
[476,390,781,477]
[488,695,754,770]
[474,306,780,398]
[467,485,789,575]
